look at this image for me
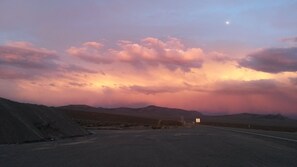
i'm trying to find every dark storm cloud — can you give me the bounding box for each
[239,47,297,73]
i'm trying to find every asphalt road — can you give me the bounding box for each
[1,125,297,167]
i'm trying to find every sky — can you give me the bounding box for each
[1,0,297,116]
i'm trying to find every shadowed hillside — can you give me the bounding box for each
[59,105,297,132]
[0,98,89,144]
[59,105,202,121]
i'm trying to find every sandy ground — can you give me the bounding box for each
[1,125,297,167]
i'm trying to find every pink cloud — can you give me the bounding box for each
[115,37,204,71]
[0,41,98,79]
[68,37,205,71]
[83,42,104,49]
[67,42,112,64]
[0,41,58,69]
[208,51,235,63]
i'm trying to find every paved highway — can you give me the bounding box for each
[1,125,297,167]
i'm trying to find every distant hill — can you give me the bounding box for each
[202,113,292,124]
[0,98,89,144]
[59,105,202,122]
[202,113,297,131]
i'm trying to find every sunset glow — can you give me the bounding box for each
[1,0,297,116]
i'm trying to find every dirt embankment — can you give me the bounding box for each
[0,98,89,144]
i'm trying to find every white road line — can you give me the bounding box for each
[213,127,297,143]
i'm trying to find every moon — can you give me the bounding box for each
[225,21,230,25]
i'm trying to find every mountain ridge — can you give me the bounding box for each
[59,104,202,121]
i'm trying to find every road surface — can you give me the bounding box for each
[1,125,297,167]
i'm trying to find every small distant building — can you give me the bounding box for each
[195,118,201,124]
